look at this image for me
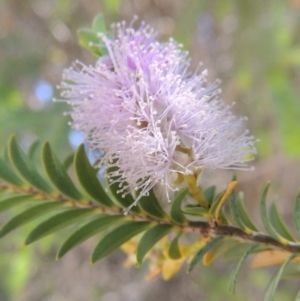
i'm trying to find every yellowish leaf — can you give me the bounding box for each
[162,258,185,280]
[120,240,137,254]
[251,250,300,268]
[145,265,162,281]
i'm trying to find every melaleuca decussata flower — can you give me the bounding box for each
[57,20,257,211]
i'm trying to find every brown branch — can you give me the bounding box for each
[186,221,300,254]
[1,180,300,254]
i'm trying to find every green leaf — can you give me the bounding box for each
[138,188,167,219]
[77,29,103,57]
[136,224,174,266]
[229,244,259,294]
[182,205,209,217]
[270,202,295,241]
[264,254,296,301]
[170,189,189,224]
[91,221,151,263]
[229,191,244,229]
[293,190,300,235]
[62,153,74,170]
[74,144,114,207]
[203,238,239,266]
[168,232,182,260]
[209,191,225,215]
[42,142,82,200]
[260,182,279,238]
[203,185,216,205]
[57,215,124,259]
[8,136,51,192]
[236,198,259,232]
[0,201,64,237]
[188,236,224,273]
[92,14,107,33]
[106,165,140,213]
[223,243,266,261]
[0,156,23,186]
[25,208,96,245]
[28,139,40,160]
[0,195,37,213]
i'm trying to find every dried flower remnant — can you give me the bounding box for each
[57,20,257,209]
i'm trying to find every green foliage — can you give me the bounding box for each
[168,232,182,260]
[265,254,296,301]
[0,157,23,186]
[57,215,124,259]
[74,144,114,207]
[25,208,96,245]
[43,142,82,200]
[188,236,225,273]
[91,221,151,263]
[136,224,174,266]
[9,135,52,193]
[138,189,167,219]
[229,244,259,293]
[269,202,295,242]
[1,136,300,300]
[77,14,108,57]
[0,195,35,213]
[0,201,64,238]
[106,165,141,214]
[170,189,189,224]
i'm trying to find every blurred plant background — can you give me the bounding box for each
[1,0,300,300]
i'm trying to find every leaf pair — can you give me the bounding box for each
[77,14,108,57]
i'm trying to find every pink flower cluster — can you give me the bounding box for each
[58,20,256,206]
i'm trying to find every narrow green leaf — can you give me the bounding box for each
[229,244,259,294]
[170,189,189,224]
[270,202,295,241]
[138,188,166,219]
[8,135,51,193]
[57,215,124,259]
[25,208,96,245]
[2,144,9,161]
[136,224,174,266]
[74,144,114,207]
[223,243,267,261]
[0,195,37,213]
[280,263,300,279]
[0,201,64,237]
[293,190,300,235]
[0,157,23,186]
[92,14,107,33]
[28,139,40,160]
[229,192,244,229]
[42,142,82,200]
[236,198,259,232]
[203,185,216,205]
[265,254,296,301]
[203,238,239,266]
[182,205,209,217]
[260,182,278,238]
[62,153,74,170]
[209,191,225,215]
[168,232,182,260]
[188,236,224,273]
[106,165,140,213]
[91,221,151,263]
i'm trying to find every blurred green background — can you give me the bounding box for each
[1,0,300,300]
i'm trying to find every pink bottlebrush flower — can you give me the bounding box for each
[57,20,257,208]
